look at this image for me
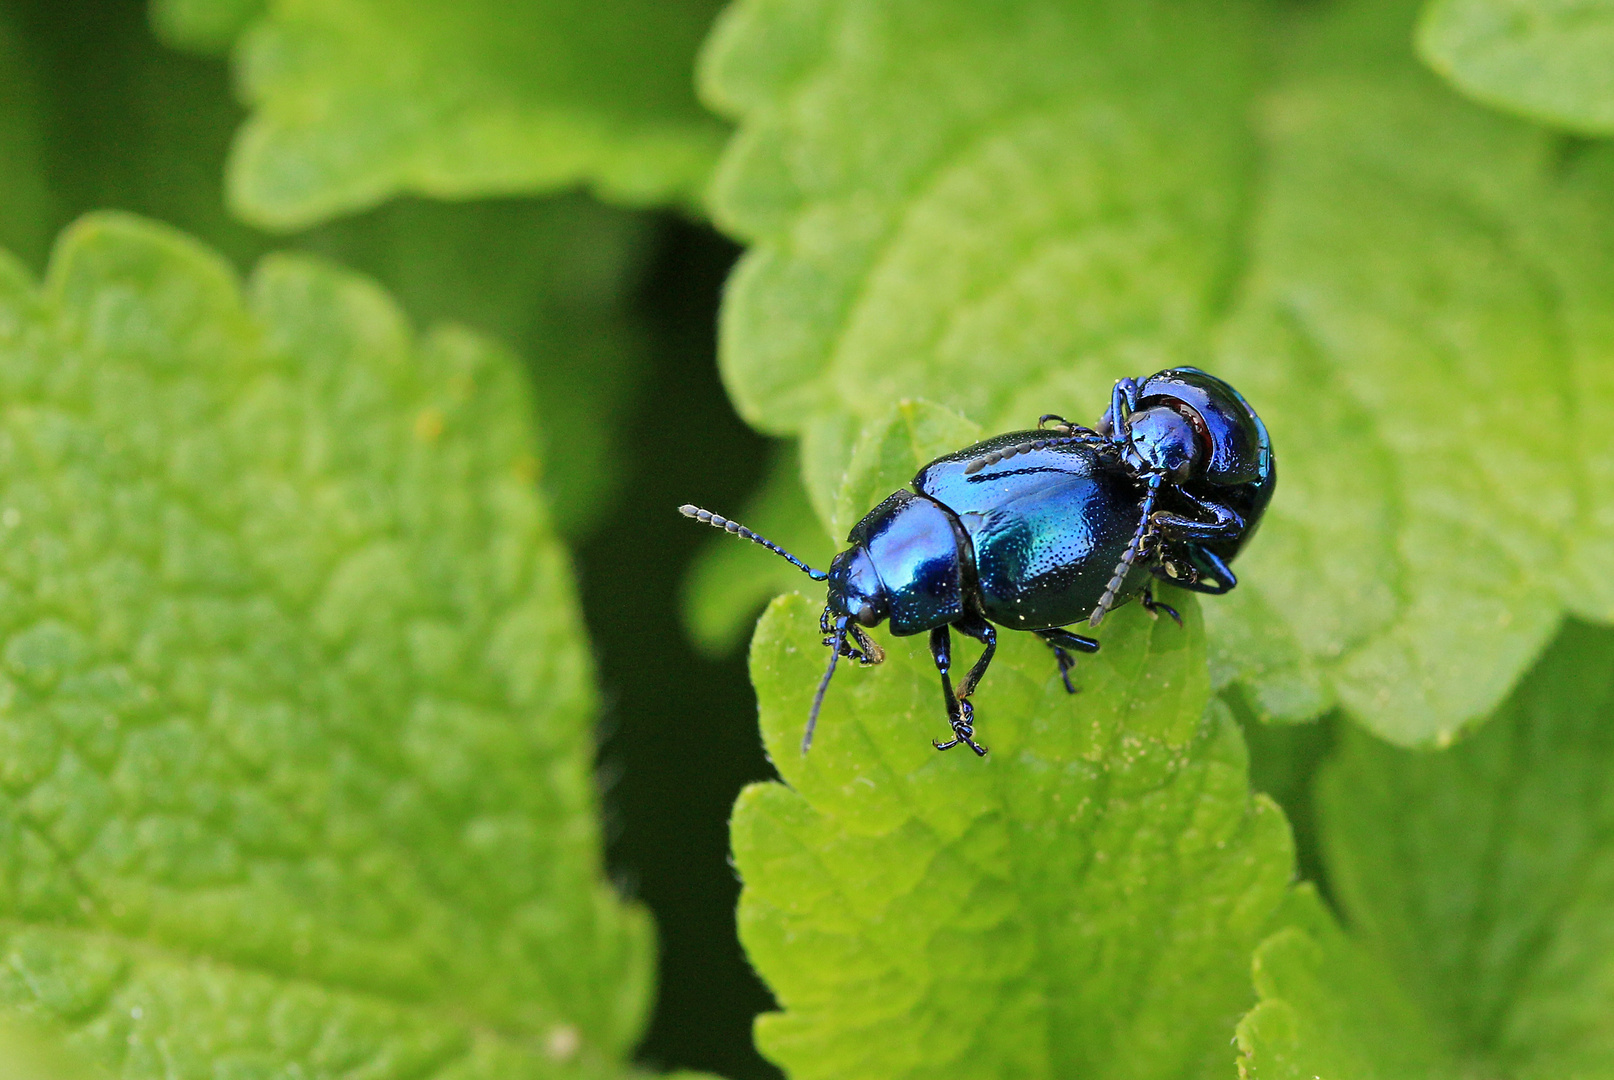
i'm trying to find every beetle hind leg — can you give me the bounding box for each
[1035,628,1100,693]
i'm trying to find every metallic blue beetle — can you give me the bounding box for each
[682,368,1274,757]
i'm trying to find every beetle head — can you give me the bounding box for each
[826,545,889,628]
[1121,405,1200,482]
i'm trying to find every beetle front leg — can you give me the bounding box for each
[1034,628,1100,693]
[929,625,987,756]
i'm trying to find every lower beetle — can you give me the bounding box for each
[682,367,1274,757]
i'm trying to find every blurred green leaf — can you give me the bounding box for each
[1235,886,1454,1080]
[303,196,656,538]
[738,589,1291,1079]
[0,3,655,538]
[149,0,264,55]
[0,17,55,269]
[1241,620,1614,1077]
[0,213,660,1078]
[700,0,1614,746]
[1417,0,1614,133]
[682,443,833,656]
[732,408,1291,1080]
[226,0,730,231]
[0,1018,103,1080]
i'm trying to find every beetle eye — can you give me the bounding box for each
[856,601,879,627]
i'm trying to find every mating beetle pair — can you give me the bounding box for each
[683,368,1274,757]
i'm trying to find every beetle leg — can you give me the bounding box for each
[1140,585,1183,626]
[1149,490,1244,544]
[1034,628,1100,693]
[1102,378,1142,446]
[929,626,988,756]
[953,617,997,701]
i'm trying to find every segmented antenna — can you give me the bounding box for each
[1088,473,1164,627]
[963,432,1108,474]
[804,618,848,754]
[679,504,829,581]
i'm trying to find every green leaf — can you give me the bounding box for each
[737,591,1292,1079]
[731,408,1291,1079]
[682,443,834,656]
[1417,0,1614,134]
[1240,620,1614,1077]
[149,0,266,56]
[700,0,1614,746]
[226,0,730,231]
[0,214,659,1078]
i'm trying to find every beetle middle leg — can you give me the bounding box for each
[928,625,987,756]
[1035,628,1100,694]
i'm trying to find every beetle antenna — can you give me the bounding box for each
[804,616,849,754]
[1089,473,1164,627]
[679,505,829,581]
[963,432,1109,475]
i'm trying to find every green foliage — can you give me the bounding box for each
[700,0,1614,747]
[1418,0,1614,133]
[1239,621,1614,1077]
[226,0,730,231]
[0,3,654,538]
[0,214,658,1079]
[738,590,1291,1079]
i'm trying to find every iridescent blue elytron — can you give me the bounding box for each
[681,367,1274,757]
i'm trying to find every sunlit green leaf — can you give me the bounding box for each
[227,0,729,230]
[1417,0,1614,134]
[0,214,659,1079]
[700,0,1614,745]
[737,587,1291,1080]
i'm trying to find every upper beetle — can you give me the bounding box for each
[682,367,1274,756]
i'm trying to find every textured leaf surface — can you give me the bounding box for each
[1417,0,1614,133]
[737,591,1291,1080]
[1240,620,1614,1077]
[701,0,1614,745]
[227,0,729,230]
[0,214,655,1078]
